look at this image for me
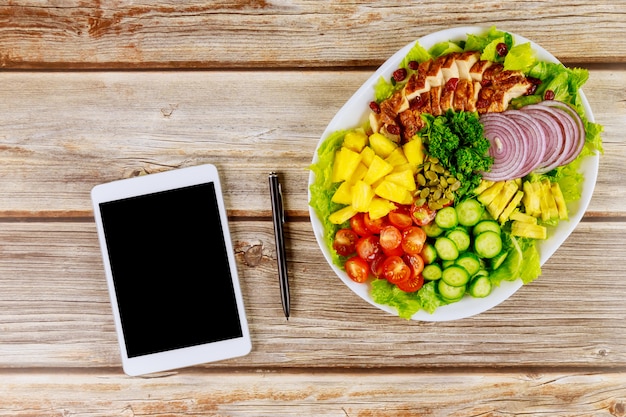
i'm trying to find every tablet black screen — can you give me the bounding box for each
[99,182,243,358]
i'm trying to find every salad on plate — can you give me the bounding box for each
[309,26,603,320]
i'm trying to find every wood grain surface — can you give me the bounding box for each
[1,1,625,415]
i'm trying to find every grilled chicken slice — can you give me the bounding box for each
[454,51,480,80]
[372,51,534,139]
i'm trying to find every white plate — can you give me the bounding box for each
[308,26,599,321]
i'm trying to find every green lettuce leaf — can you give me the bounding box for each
[371,279,422,319]
[429,41,463,58]
[309,131,348,266]
[504,42,536,72]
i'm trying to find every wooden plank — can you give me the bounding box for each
[0,220,624,369]
[0,68,623,217]
[1,1,625,69]
[0,369,624,416]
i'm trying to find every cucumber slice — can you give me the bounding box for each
[438,279,466,301]
[434,236,459,261]
[435,206,458,229]
[455,252,481,277]
[472,220,501,236]
[455,198,485,227]
[469,275,493,298]
[490,250,508,270]
[474,231,503,259]
[423,221,444,238]
[442,265,470,287]
[423,264,442,281]
[446,227,470,252]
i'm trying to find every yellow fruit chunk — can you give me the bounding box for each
[539,180,559,222]
[348,163,368,184]
[331,181,353,205]
[329,205,357,225]
[522,181,541,217]
[403,137,425,165]
[551,182,568,220]
[368,197,397,220]
[351,180,375,212]
[487,180,518,220]
[392,163,418,175]
[511,220,547,240]
[385,147,409,167]
[374,180,413,205]
[343,130,368,153]
[473,179,494,195]
[385,169,416,191]
[369,132,398,158]
[360,146,376,167]
[499,190,524,223]
[362,155,393,185]
[477,181,505,206]
[510,210,537,224]
[331,147,362,183]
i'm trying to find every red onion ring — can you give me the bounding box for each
[480,113,528,181]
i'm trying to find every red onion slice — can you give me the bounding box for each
[507,110,547,178]
[480,113,528,181]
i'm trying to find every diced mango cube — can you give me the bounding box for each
[362,155,393,185]
[351,181,375,212]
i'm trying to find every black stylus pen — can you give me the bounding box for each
[269,172,290,319]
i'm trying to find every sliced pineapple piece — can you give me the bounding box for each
[331,181,353,205]
[511,220,547,240]
[329,205,358,225]
[522,181,541,217]
[351,180,375,212]
[362,155,393,185]
[342,130,368,153]
[374,180,413,205]
[487,180,518,220]
[368,132,398,158]
[360,146,376,167]
[385,147,409,166]
[551,182,568,220]
[509,210,538,224]
[477,181,505,206]
[331,147,362,183]
[368,197,397,220]
[384,169,416,191]
[499,190,524,224]
[402,137,425,165]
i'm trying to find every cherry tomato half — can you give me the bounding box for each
[388,206,413,230]
[356,235,382,261]
[363,213,388,234]
[379,225,402,252]
[403,253,425,278]
[382,255,411,284]
[396,271,424,293]
[370,254,387,279]
[350,213,372,237]
[333,228,358,257]
[401,226,427,255]
[410,203,437,226]
[345,256,370,283]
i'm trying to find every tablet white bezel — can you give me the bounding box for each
[91,164,251,376]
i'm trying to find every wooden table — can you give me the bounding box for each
[1,2,625,415]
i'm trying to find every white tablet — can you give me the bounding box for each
[91,164,251,376]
